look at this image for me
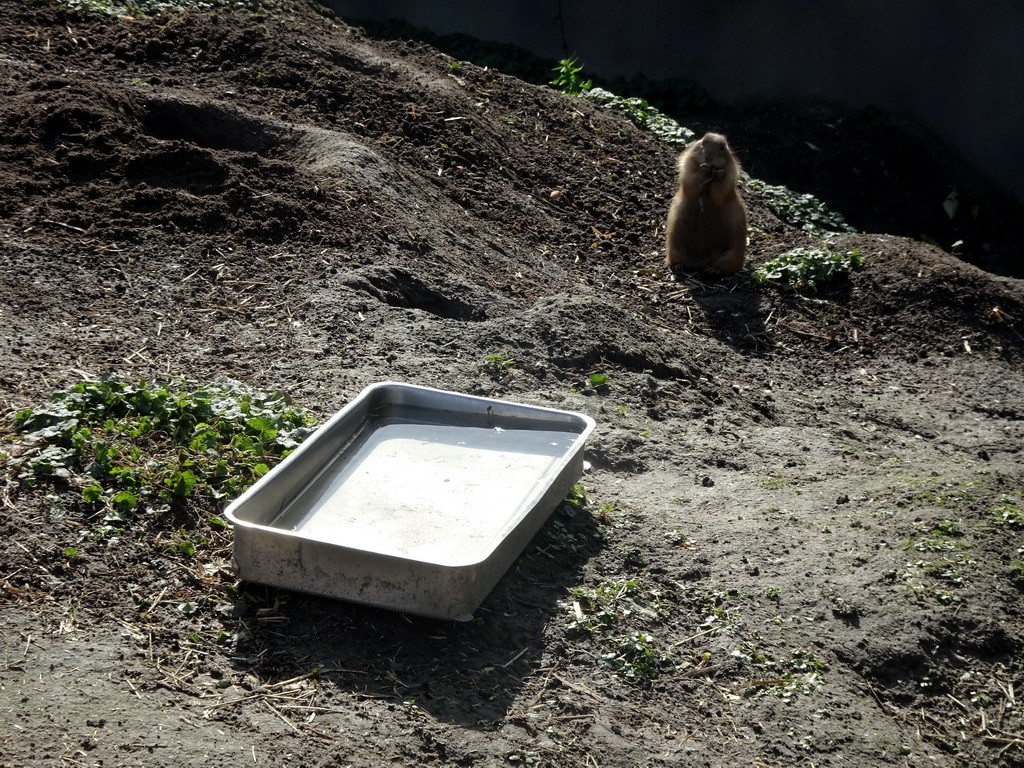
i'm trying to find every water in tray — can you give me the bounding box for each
[276,422,572,564]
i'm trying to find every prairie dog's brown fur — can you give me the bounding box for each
[665,132,747,275]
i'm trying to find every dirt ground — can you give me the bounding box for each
[1,2,1023,766]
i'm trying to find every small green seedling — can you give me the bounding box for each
[594,502,618,525]
[483,353,516,375]
[562,484,587,510]
[664,529,694,547]
[550,57,592,96]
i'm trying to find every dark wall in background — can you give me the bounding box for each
[324,0,1024,205]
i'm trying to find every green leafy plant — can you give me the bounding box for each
[899,551,977,603]
[619,546,647,569]
[561,483,587,511]
[565,579,675,680]
[932,519,964,536]
[901,519,966,552]
[990,495,1024,526]
[584,88,696,147]
[663,529,694,547]
[698,590,743,633]
[550,57,592,96]
[541,485,604,553]
[543,515,583,553]
[743,177,855,234]
[753,247,864,291]
[567,580,640,635]
[593,502,620,526]
[567,579,671,635]
[4,375,314,519]
[901,537,961,553]
[735,644,828,702]
[601,631,663,680]
[663,528,696,548]
[482,353,516,375]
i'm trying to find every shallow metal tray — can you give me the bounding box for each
[224,382,595,621]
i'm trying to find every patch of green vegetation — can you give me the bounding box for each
[564,579,676,680]
[752,247,864,292]
[931,519,964,536]
[989,493,1024,527]
[901,518,966,552]
[584,87,697,147]
[164,528,207,558]
[601,631,662,680]
[540,484,603,553]
[893,477,989,512]
[743,177,856,234]
[663,529,694,547]
[734,644,828,703]
[542,514,586,554]
[59,0,264,16]
[482,352,516,376]
[549,56,699,146]
[590,502,632,530]
[921,557,975,585]
[561,483,588,510]
[901,537,961,553]
[618,546,647,569]
[914,484,981,508]
[567,580,642,634]
[697,590,743,633]
[3,375,314,519]
[900,552,977,603]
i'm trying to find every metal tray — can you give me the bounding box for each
[224,382,595,621]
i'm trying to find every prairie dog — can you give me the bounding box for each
[665,132,747,275]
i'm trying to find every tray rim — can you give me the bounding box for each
[224,381,596,569]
